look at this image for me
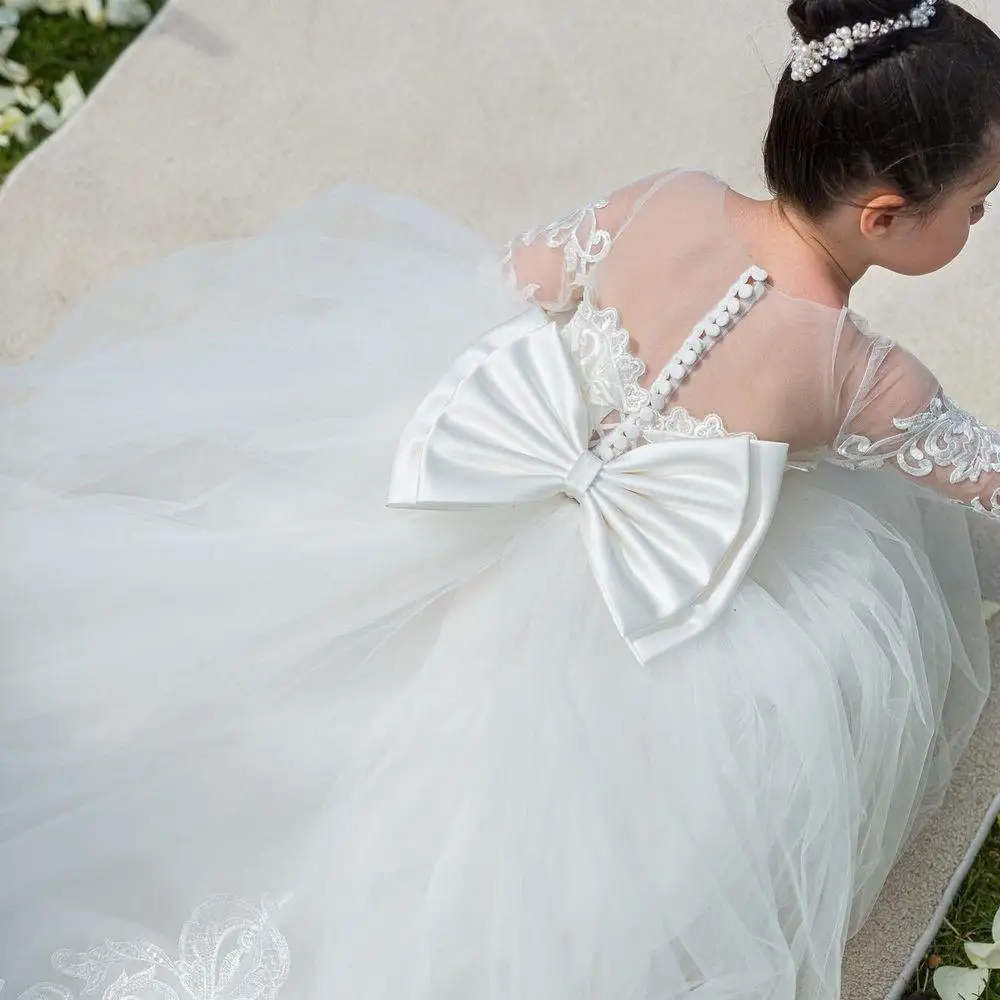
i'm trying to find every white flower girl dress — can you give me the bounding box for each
[0,168,994,999]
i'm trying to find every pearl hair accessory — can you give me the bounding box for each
[790,0,937,83]
[595,266,769,463]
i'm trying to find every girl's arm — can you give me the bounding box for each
[831,322,1000,517]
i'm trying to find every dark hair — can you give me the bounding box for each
[764,0,1000,218]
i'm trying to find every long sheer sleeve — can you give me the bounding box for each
[499,171,680,315]
[831,318,1000,518]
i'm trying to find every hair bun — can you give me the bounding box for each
[788,0,924,41]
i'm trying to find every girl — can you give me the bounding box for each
[2,0,999,996]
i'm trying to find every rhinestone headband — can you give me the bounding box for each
[790,0,938,82]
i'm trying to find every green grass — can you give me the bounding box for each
[908,817,1000,999]
[0,0,166,182]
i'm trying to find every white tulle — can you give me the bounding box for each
[0,184,990,1000]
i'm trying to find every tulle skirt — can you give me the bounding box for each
[0,186,990,1000]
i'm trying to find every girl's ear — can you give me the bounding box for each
[859,193,909,241]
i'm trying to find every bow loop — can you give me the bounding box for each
[388,311,788,661]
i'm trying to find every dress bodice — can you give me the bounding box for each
[500,172,767,459]
[501,168,1000,518]
[560,289,757,449]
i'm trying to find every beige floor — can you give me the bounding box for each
[1,0,998,995]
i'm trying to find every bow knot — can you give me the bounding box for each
[388,310,788,662]
[563,450,604,504]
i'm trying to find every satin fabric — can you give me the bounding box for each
[389,311,789,659]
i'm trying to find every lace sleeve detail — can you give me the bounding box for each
[500,198,612,313]
[834,390,1000,519]
[830,319,1000,518]
[499,170,683,315]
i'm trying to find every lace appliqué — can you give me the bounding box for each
[2,895,290,1000]
[650,406,750,441]
[561,296,645,412]
[500,198,612,310]
[835,391,1000,518]
[519,198,612,279]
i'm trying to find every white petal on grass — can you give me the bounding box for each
[53,71,84,119]
[965,939,1000,970]
[983,600,1000,622]
[0,58,28,84]
[0,103,25,141]
[82,0,104,24]
[0,82,43,108]
[964,904,1000,970]
[934,966,990,1000]
[0,27,28,84]
[0,25,18,56]
[105,0,150,26]
[31,99,60,130]
[19,83,41,107]
[0,8,20,28]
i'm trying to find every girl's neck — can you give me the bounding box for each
[769,199,868,303]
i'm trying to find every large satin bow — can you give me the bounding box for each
[388,309,788,662]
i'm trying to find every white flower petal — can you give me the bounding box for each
[993,902,1000,946]
[0,85,18,110]
[0,26,19,57]
[0,104,25,129]
[0,58,29,85]
[983,600,1000,622]
[53,71,84,119]
[105,0,151,27]
[31,99,60,130]
[0,8,20,28]
[934,966,991,1000]
[965,939,1000,969]
[18,83,41,108]
[81,0,103,24]
[11,112,31,143]
[0,104,28,143]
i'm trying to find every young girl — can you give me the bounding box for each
[2,0,999,996]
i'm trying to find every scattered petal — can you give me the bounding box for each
[18,83,41,108]
[0,25,19,56]
[965,938,1000,970]
[81,0,104,24]
[105,0,150,26]
[964,905,1000,970]
[0,58,29,86]
[30,99,59,130]
[0,103,25,141]
[933,966,990,1000]
[982,600,1000,622]
[0,7,20,28]
[52,71,85,119]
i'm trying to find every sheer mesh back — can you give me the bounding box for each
[588,171,848,454]
[504,168,1000,515]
